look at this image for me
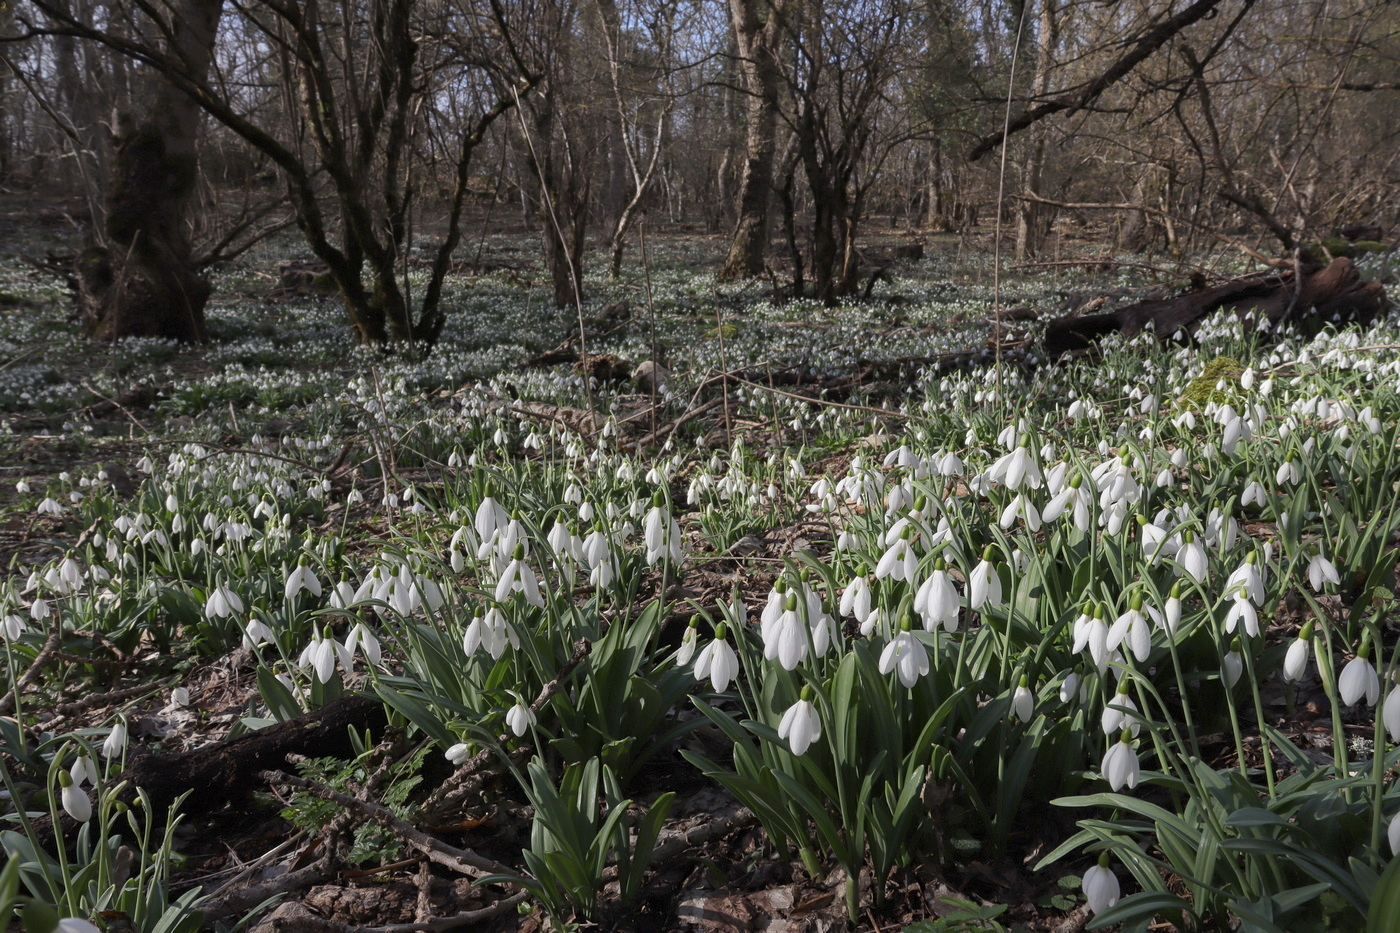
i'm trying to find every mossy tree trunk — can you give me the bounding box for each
[77,0,221,343]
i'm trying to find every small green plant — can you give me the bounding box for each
[281,746,428,866]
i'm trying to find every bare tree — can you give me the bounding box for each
[16,0,536,348]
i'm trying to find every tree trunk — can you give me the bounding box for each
[1014,0,1057,261]
[78,0,222,343]
[719,0,785,280]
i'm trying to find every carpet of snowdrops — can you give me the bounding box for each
[3,238,1400,932]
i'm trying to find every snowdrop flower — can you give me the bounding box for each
[693,624,740,692]
[874,530,917,582]
[328,577,358,610]
[103,718,128,759]
[644,495,683,565]
[1224,595,1259,638]
[60,770,92,822]
[170,687,191,708]
[346,622,382,666]
[242,617,276,650]
[968,548,1002,610]
[1083,855,1121,915]
[495,546,544,607]
[1108,595,1152,663]
[986,441,1042,490]
[1384,682,1400,743]
[1390,813,1400,856]
[1225,551,1266,605]
[205,583,243,620]
[1339,652,1380,707]
[1307,553,1340,590]
[999,493,1041,531]
[1223,639,1244,688]
[1011,676,1034,723]
[70,753,95,787]
[1283,623,1312,683]
[1160,581,1184,634]
[1239,480,1266,507]
[1042,475,1090,531]
[2,610,25,640]
[1101,683,1141,736]
[1173,531,1207,582]
[299,627,352,684]
[839,571,873,623]
[1072,604,1111,673]
[463,607,518,660]
[284,558,322,601]
[778,687,822,756]
[1102,732,1140,791]
[765,593,809,671]
[474,495,508,542]
[676,619,700,666]
[1059,669,1083,705]
[504,697,536,737]
[914,557,960,632]
[879,617,929,688]
[445,743,471,766]
[37,497,64,516]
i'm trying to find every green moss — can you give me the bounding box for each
[1301,238,1391,264]
[1177,356,1245,410]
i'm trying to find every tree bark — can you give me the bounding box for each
[78,0,222,343]
[1014,0,1057,261]
[719,0,786,280]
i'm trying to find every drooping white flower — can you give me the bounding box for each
[61,773,92,822]
[1102,734,1140,791]
[968,549,1002,609]
[1283,623,1312,683]
[1072,604,1111,673]
[914,558,960,632]
[1307,553,1340,590]
[204,583,244,620]
[284,560,322,601]
[1339,653,1380,707]
[495,547,544,607]
[1224,595,1259,638]
[1390,812,1400,856]
[644,498,683,565]
[778,690,822,756]
[1011,678,1034,723]
[1223,645,1244,689]
[1107,596,1152,663]
[445,743,472,766]
[676,621,699,666]
[693,625,740,692]
[299,628,352,684]
[102,719,128,759]
[505,697,536,737]
[1083,856,1121,915]
[1175,533,1208,582]
[463,607,518,660]
[1101,685,1141,736]
[987,443,1042,490]
[878,621,929,688]
[1385,684,1400,743]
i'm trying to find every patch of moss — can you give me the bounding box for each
[1301,238,1391,264]
[1177,356,1245,410]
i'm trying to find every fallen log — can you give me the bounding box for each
[1043,257,1389,357]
